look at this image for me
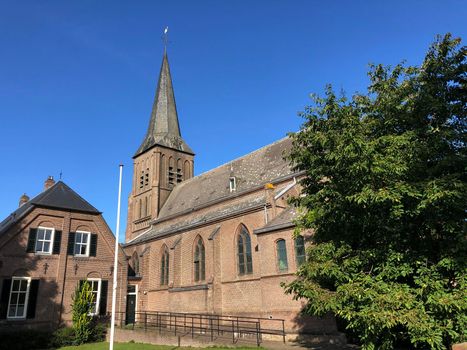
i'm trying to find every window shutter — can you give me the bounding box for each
[90,234,98,257]
[26,228,37,253]
[67,232,76,255]
[26,279,40,319]
[52,230,62,255]
[0,279,12,319]
[99,280,108,316]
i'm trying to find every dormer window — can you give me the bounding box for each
[229,177,237,192]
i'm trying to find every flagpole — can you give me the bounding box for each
[110,164,123,350]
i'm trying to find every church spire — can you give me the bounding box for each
[134,50,194,158]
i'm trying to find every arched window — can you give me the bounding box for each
[160,247,169,286]
[294,236,306,267]
[160,154,166,187]
[184,160,191,180]
[194,237,205,282]
[237,225,253,275]
[131,252,140,276]
[276,239,288,272]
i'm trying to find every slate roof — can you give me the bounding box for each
[134,51,193,157]
[157,137,294,221]
[127,192,266,245]
[0,181,100,236]
[254,206,297,234]
[126,137,296,246]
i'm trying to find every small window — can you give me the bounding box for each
[74,231,90,256]
[131,252,140,276]
[237,225,253,275]
[229,177,236,192]
[7,277,31,319]
[160,248,169,286]
[35,227,54,254]
[276,239,288,272]
[194,237,205,282]
[87,279,101,315]
[139,171,144,189]
[145,169,149,186]
[294,236,306,267]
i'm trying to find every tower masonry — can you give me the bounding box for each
[125,51,194,242]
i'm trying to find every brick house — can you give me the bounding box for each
[123,51,336,334]
[0,178,127,330]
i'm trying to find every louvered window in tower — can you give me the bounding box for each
[145,169,149,186]
[139,171,144,189]
[168,158,175,186]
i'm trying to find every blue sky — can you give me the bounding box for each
[1,0,466,240]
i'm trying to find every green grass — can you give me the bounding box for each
[58,342,263,350]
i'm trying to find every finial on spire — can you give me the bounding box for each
[162,26,169,51]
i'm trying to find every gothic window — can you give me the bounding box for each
[184,160,191,180]
[144,196,148,217]
[131,252,140,276]
[160,154,166,187]
[294,235,306,267]
[237,225,253,275]
[276,239,288,272]
[160,247,169,286]
[138,199,142,219]
[194,237,205,282]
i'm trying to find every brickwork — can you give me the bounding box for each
[123,178,336,334]
[0,203,127,329]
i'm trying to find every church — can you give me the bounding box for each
[0,48,336,336]
[121,50,335,334]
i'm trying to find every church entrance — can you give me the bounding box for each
[126,285,137,324]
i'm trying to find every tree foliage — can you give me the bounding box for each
[285,34,466,349]
[71,281,95,345]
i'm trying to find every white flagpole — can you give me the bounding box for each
[110,164,123,350]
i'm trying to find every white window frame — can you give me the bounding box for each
[127,284,138,314]
[7,277,31,319]
[74,231,91,257]
[229,177,236,192]
[35,226,55,255]
[87,278,101,316]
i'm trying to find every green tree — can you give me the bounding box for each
[285,34,466,349]
[71,281,95,345]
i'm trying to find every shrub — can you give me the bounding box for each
[71,281,95,345]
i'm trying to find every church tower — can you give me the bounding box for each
[125,50,194,241]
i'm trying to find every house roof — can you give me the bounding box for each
[0,181,100,235]
[134,51,193,157]
[155,137,294,222]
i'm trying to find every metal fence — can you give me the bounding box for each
[113,310,286,346]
